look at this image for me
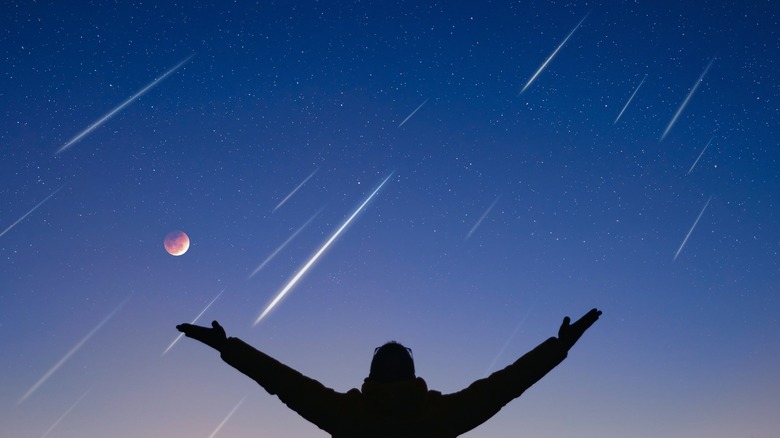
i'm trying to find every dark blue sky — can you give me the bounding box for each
[2,1,778,436]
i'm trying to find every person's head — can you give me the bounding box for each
[367,341,415,383]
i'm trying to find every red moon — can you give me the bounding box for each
[164,230,190,256]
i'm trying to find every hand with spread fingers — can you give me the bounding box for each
[558,308,602,351]
[176,320,227,352]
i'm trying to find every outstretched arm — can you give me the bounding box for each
[176,321,348,434]
[439,308,602,436]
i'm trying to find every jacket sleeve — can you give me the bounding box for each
[438,337,568,435]
[219,337,348,433]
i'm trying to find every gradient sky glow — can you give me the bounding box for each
[2,1,779,437]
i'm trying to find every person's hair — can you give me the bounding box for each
[367,341,415,383]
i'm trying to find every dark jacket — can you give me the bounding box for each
[220,337,568,437]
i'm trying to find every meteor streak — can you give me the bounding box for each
[483,304,536,377]
[520,14,588,94]
[18,295,130,405]
[660,57,715,142]
[398,98,429,127]
[40,388,91,438]
[254,172,394,326]
[687,135,715,175]
[207,396,247,438]
[163,290,224,356]
[466,196,500,240]
[674,195,713,261]
[273,168,319,212]
[248,209,323,279]
[56,54,194,155]
[0,185,65,239]
[614,74,647,124]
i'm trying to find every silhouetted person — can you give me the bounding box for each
[177,308,601,437]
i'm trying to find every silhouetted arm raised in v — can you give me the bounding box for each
[438,308,602,436]
[177,321,347,434]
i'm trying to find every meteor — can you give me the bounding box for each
[56,54,194,155]
[520,14,588,94]
[466,196,500,240]
[208,396,247,438]
[273,168,319,212]
[18,295,130,405]
[674,195,713,261]
[483,304,536,377]
[687,135,715,175]
[163,290,224,356]
[398,98,429,127]
[660,57,715,142]
[614,74,647,124]
[40,388,91,438]
[248,208,323,279]
[0,185,65,239]
[254,172,394,326]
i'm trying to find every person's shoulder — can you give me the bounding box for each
[420,379,442,398]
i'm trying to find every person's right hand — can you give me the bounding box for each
[558,308,602,351]
[176,320,227,352]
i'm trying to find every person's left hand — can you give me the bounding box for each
[558,308,602,351]
[176,320,227,352]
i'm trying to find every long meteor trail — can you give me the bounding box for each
[1,185,65,239]
[248,208,323,279]
[163,290,224,356]
[520,14,588,94]
[18,295,131,405]
[466,196,500,240]
[674,195,713,261]
[273,168,319,212]
[614,74,647,124]
[208,396,247,438]
[40,388,91,438]
[398,98,429,127]
[661,57,715,142]
[56,54,194,155]
[254,172,394,326]
[483,303,536,377]
[687,135,715,175]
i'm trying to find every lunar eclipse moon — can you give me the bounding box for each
[164,230,190,256]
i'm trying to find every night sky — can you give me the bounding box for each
[2,1,779,437]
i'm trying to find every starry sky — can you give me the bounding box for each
[2,1,779,437]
